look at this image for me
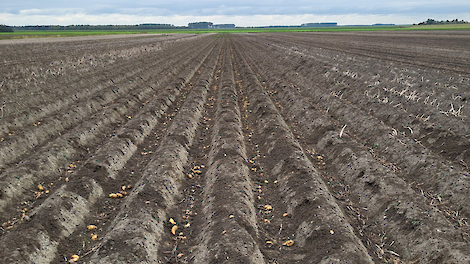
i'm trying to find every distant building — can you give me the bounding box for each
[188,22,213,29]
[188,22,236,29]
[212,24,235,29]
[301,22,337,27]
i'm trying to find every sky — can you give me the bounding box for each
[1,0,470,27]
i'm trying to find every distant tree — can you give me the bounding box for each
[0,24,13,32]
[11,24,175,31]
[418,18,468,25]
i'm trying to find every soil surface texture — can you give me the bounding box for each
[1,31,470,264]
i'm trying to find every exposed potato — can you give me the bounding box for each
[283,240,295,247]
[264,205,273,210]
[91,234,98,241]
[69,254,79,262]
[169,218,177,225]
[171,225,178,235]
[87,224,97,231]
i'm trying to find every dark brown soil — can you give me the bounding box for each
[1,31,470,264]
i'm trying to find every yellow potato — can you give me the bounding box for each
[283,240,295,247]
[69,254,79,262]
[87,225,97,231]
[171,225,178,235]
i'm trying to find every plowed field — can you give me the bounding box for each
[1,31,470,264]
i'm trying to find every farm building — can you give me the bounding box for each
[212,24,235,29]
[188,22,235,29]
[301,22,337,27]
[188,22,213,29]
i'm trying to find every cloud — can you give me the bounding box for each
[3,12,470,27]
[4,0,470,16]
[1,0,470,26]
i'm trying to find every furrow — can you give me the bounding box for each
[191,43,265,264]
[85,41,221,264]
[236,35,470,221]
[232,38,374,264]
[2,31,470,264]
[0,37,210,167]
[84,40,216,180]
[0,34,199,129]
[0,39,218,264]
[237,35,470,263]
[285,39,470,166]
[253,33,470,145]
[0,39,217,220]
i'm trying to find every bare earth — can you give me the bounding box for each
[1,31,470,263]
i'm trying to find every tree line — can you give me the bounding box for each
[416,19,468,25]
[0,25,14,32]
[10,24,178,31]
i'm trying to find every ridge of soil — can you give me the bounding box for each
[1,31,470,263]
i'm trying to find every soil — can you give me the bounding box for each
[1,31,470,264]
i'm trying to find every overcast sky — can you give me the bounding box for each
[1,0,470,27]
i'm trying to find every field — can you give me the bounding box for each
[3,24,470,39]
[0,30,470,263]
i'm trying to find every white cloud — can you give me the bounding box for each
[4,0,470,16]
[1,1,470,27]
[4,12,467,27]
